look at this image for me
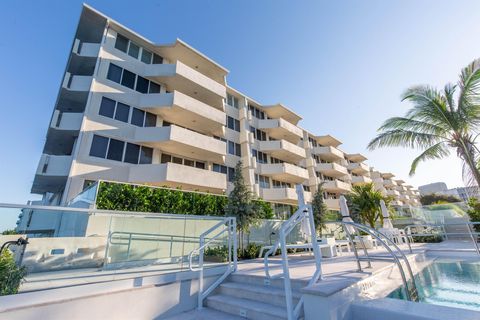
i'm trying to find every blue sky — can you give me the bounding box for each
[1,0,480,230]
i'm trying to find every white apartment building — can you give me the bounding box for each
[29,5,419,221]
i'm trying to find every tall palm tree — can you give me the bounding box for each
[368,60,480,187]
[346,183,390,228]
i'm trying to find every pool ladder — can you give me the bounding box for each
[342,221,420,302]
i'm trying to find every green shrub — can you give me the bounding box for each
[0,250,26,295]
[238,243,262,260]
[467,198,480,233]
[204,246,229,262]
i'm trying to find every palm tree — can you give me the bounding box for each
[368,60,480,187]
[346,183,390,228]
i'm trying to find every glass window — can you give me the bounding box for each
[107,64,122,83]
[227,116,234,130]
[141,49,153,64]
[161,153,171,163]
[228,167,235,182]
[99,97,116,118]
[121,69,136,89]
[172,157,182,164]
[128,42,140,59]
[106,138,124,161]
[184,159,194,167]
[149,81,161,94]
[195,161,205,169]
[228,141,235,155]
[145,112,156,127]
[234,119,240,131]
[124,143,140,164]
[89,135,109,158]
[139,146,153,164]
[213,164,221,173]
[135,76,149,94]
[235,143,241,157]
[114,102,130,123]
[153,54,163,64]
[131,108,145,127]
[114,34,129,53]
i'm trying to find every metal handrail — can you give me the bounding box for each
[404,222,480,255]
[341,221,419,302]
[263,186,322,320]
[187,217,237,310]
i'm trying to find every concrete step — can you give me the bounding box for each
[219,282,301,308]
[206,294,288,320]
[164,307,246,320]
[229,273,308,290]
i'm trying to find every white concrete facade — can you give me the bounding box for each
[28,4,419,227]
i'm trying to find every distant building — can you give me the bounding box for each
[419,182,480,202]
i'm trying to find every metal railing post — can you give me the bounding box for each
[466,223,480,255]
[279,229,294,320]
[126,233,133,260]
[197,235,205,310]
[233,218,238,271]
[343,222,362,272]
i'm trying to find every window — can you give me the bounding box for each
[124,143,140,164]
[128,42,140,59]
[228,141,241,156]
[172,156,182,164]
[131,108,145,127]
[115,34,129,53]
[139,146,153,164]
[89,135,109,158]
[161,153,171,163]
[271,157,283,164]
[145,112,156,127]
[213,164,235,182]
[121,69,136,89]
[114,102,130,123]
[135,76,149,93]
[228,167,235,182]
[255,129,267,141]
[256,175,270,188]
[107,64,122,83]
[141,49,153,64]
[227,116,240,132]
[149,81,160,94]
[195,161,205,169]
[99,97,115,118]
[153,54,163,64]
[184,159,194,167]
[249,105,265,119]
[106,139,124,161]
[308,137,318,148]
[226,94,239,109]
[252,149,267,164]
[272,180,291,188]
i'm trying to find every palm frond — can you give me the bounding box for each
[409,142,450,176]
[458,59,480,129]
[368,129,442,150]
[377,117,448,136]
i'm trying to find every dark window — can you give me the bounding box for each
[124,143,140,164]
[107,139,124,161]
[234,119,240,131]
[107,64,122,83]
[121,69,136,89]
[153,54,163,64]
[114,34,129,53]
[235,143,241,157]
[184,159,194,167]
[228,141,235,155]
[135,76,149,93]
[141,49,152,64]
[228,167,235,182]
[139,146,153,164]
[114,102,130,123]
[145,112,156,127]
[162,121,171,127]
[172,156,182,164]
[227,116,234,130]
[161,154,171,163]
[128,42,140,59]
[149,81,161,94]
[195,161,205,169]
[89,135,109,158]
[99,97,116,118]
[131,108,145,127]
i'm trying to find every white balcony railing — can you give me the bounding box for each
[50,111,83,131]
[257,163,309,183]
[36,154,72,176]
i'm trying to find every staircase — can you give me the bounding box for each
[204,273,306,320]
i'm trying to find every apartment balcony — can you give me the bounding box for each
[260,187,311,204]
[139,91,225,136]
[387,189,400,197]
[134,125,226,163]
[351,176,373,185]
[50,110,83,132]
[31,154,73,194]
[258,140,306,162]
[348,162,369,174]
[257,118,303,144]
[383,179,396,187]
[312,146,344,161]
[73,39,100,57]
[144,61,226,109]
[62,73,92,91]
[325,198,340,211]
[316,163,348,178]
[257,163,309,183]
[323,180,351,193]
[400,194,411,201]
[129,162,227,193]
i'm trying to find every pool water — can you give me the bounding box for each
[388,260,480,311]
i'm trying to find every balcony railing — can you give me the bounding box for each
[351,176,373,185]
[50,111,83,131]
[258,140,306,162]
[347,162,369,174]
[62,73,92,91]
[312,146,344,161]
[257,118,303,144]
[322,179,351,192]
[257,163,309,183]
[316,162,348,177]
[259,187,311,204]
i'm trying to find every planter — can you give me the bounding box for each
[354,235,374,249]
[318,237,337,258]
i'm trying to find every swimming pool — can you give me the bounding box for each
[388,260,480,311]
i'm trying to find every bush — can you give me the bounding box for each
[467,198,480,233]
[238,243,262,260]
[204,246,229,262]
[0,250,26,295]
